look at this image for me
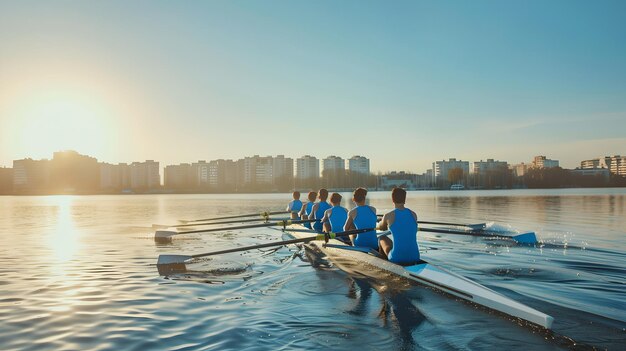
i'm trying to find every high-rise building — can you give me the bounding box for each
[432,158,470,183]
[191,160,210,188]
[272,155,294,186]
[532,156,559,168]
[50,150,99,193]
[0,167,14,194]
[510,163,529,177]
[130,160,160,190]
[100,162,131,191]
[348,155,370,174]
[323,156,345,172]
[296,155,320,180]
[472,159,509,175]
[13,158,51,193]
[208,159,238,190]
[164,163,193,189]
[581,155,626,176]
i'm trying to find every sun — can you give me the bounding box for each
[6,88,116,160]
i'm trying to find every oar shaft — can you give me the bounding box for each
[419,227,499,238]
[185,211,287,223]
[176,219,315,235]
[173,217,285,228]
[419,220,474,227]
[376,214,476,228]
[190,227,374,259]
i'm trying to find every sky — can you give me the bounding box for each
[1,0,625,173]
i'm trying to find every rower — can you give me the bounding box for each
[321,192,350,243]
[377,188,419,265]
[299,191,317,229]
[286,191,303,219]
[344,187,378,250]
[309,188,331,233]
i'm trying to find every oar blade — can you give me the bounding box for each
[154,229,177,239]
[157,254,193,265]
[512,232,538,244]
[467,223,487,231]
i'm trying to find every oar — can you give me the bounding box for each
[157,227,375,265]
[376,214,486,231]
[154,219,316,239]
[418,226,537,244]
[179,211,288,224]
[153,217,290,229]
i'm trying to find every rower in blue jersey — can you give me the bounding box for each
[309,188,332,233]
[298,191,317,229]
[377,188,420,265]
[286,191,303,219]
[344,188,378,250]
[321,192,350,243]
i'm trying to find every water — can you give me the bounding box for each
[0,189,624,350]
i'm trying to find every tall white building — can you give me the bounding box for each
[296,155,320,180]
[323,156,345,172]
[472,159,509,175]
[348,155,370,174]
[510,163,529,177]
[581,155,626,176]
[100,162,131,190]
[272,155,294,182]
[532,156,559,168]
[240,155,274,184]
[208,159,237,188]
[130,160,160,189]
[432,158,470,182]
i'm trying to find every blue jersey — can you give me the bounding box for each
[288,199,303,213]
[312,201,331,232]
[327,205,348,233]
[303,202,315,229]
[351,205,378,249]
[388,208,419,264]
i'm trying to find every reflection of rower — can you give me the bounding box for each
[321,192,350,244]
[377,188,420,265]
[309,188,331,233]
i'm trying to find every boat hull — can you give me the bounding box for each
[280,224,554,329]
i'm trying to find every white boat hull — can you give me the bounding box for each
[280,224,554,329]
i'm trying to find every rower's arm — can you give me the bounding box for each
[308,203,319,220]
[377,213,389,231]
[344,209,356,231]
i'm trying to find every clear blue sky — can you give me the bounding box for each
[1,0,625,172]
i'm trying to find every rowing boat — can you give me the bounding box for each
[277,224,554,329]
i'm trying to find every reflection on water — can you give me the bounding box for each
[47,196,80,262]
[0,189,624,350]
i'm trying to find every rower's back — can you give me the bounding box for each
[351,205,378,249]
[388,208,419,264]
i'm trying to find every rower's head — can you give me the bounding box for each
[307,191,317,202]
[318,188,329,201]
[330,192,342,205]
[353,187,367,205]
[392,187,407,204]
[292,191,300,200]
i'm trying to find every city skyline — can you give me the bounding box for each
[1,1,625,171]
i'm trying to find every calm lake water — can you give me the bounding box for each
[0,189,624,350]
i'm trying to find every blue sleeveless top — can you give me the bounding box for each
[288,199,303,213]
[352,205,378,249]
[303,202,315,229]
[388,208,419,264]
[328,206,348,233]
[312,201,331,232]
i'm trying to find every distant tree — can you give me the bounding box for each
[448,168,464,184]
